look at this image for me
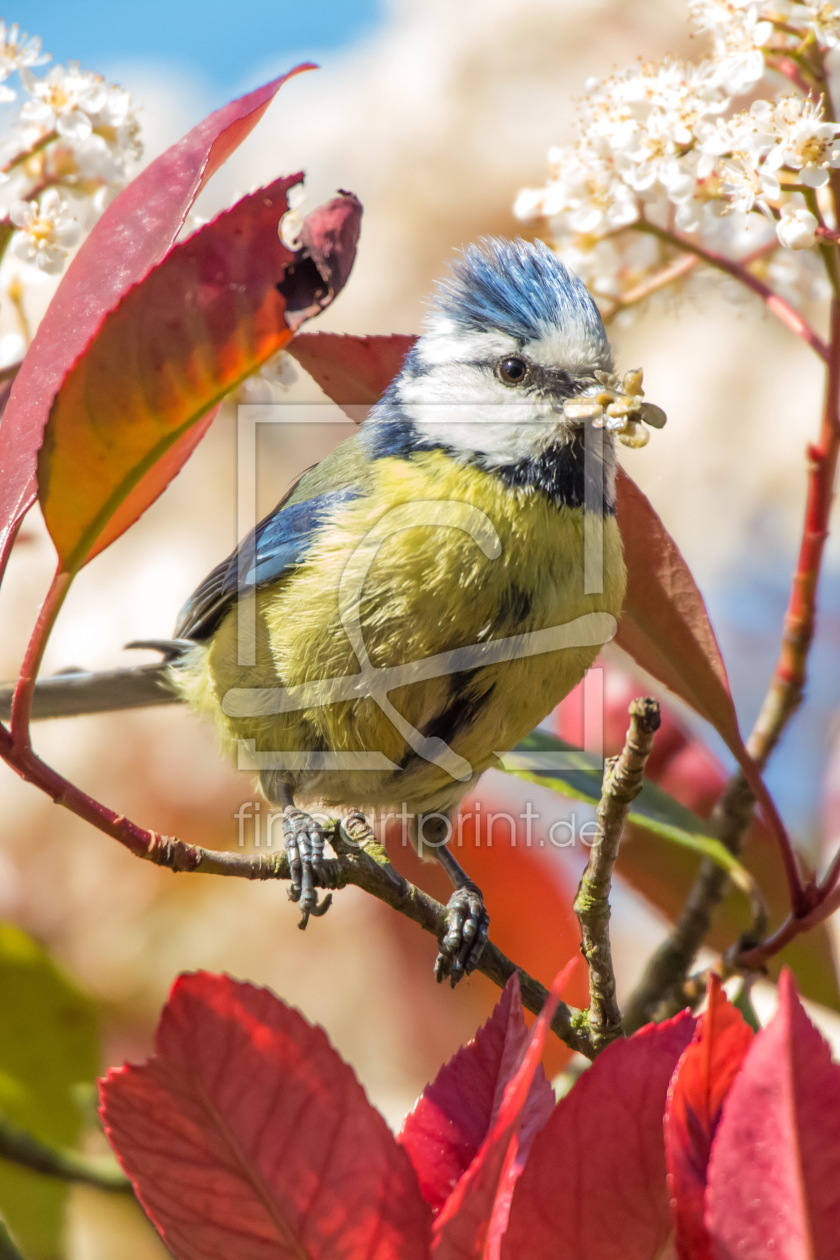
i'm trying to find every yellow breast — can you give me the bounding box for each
[176,448,625,816]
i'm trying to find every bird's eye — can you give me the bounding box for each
[496,356,530,386]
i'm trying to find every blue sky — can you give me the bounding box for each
[13,0,383,101]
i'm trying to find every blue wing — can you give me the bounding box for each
[175,484,357,641]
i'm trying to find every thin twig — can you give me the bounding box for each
[575,698,660,1051]
[601,239,779,323]
[633,219,829,361]
[623,772,756,1032]
[0,1114,130,1193]
[601,254,701,321]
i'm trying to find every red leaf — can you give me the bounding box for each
[289,331,415,418]
[0,69,311,578]
[38,185,361,571]
[399,974,554,1213]
[100,972,431,1260]
[432,961,577,1260]
[502,1011,695,1260]
[665,976,753,1260]
[615,469,746,761]
[705,970,840,1258]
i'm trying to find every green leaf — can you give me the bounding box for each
[503,730,756,897]
[0,925,99,1259]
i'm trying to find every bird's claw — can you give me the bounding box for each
[435,882,489,987]
[282,808,333,929]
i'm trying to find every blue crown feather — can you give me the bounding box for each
[433,237,607,351]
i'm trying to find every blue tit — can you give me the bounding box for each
[170,237,659,984]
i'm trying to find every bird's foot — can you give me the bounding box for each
[282,807,334,929]
[435,881,490,988]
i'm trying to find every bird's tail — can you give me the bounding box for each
[0,641,192,723]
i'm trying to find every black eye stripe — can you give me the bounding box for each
[459,358,585,397]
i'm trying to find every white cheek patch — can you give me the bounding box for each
[399,360,566,466]
[400,310,612,468]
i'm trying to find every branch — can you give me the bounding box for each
[601,254,700,321]
[0,723,597,1057]
[0,663,177,723]
[0,1113,130,1193]
[574,698,660,1052]
[601,239,779,323]
[632,220,829,361]
[623,771,757,1032]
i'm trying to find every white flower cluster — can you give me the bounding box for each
[0,23,142,283]
[515,0,840,309]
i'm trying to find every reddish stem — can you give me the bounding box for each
[10,567,71,752]
[769,53,816,97]
[734,296,840,966]
[771,298,840,702]
[736,755,811,916]
[634,220,830,362]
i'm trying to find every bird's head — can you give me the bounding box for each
[383,237,662,470]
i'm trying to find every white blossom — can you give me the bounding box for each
[10,189,81,274]
[279,184,307,250]
[800,1,840,48]
[11,62,142,190]
[237,351,298,403]
[514,0,840,315]
[0,22,49,75]
[688,0,772,92]
[776,202,819,249]
[756,97,840,188]
[0,331,24,369]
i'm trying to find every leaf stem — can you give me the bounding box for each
[10,567,72,752]
[0,1113,130,1193]
[0,130,57,177]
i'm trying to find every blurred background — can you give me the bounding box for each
[2,0,840,1254]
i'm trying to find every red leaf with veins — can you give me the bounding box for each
[705,970,840,1258]
[615,468,746,764]
[502,1011,695,1260]
[0,69,311,576]
[432,962,576,1260]
[100,972,431,1260]
[664,975,753,1260]
[399,974,554,1213]
[38,186,361,571]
